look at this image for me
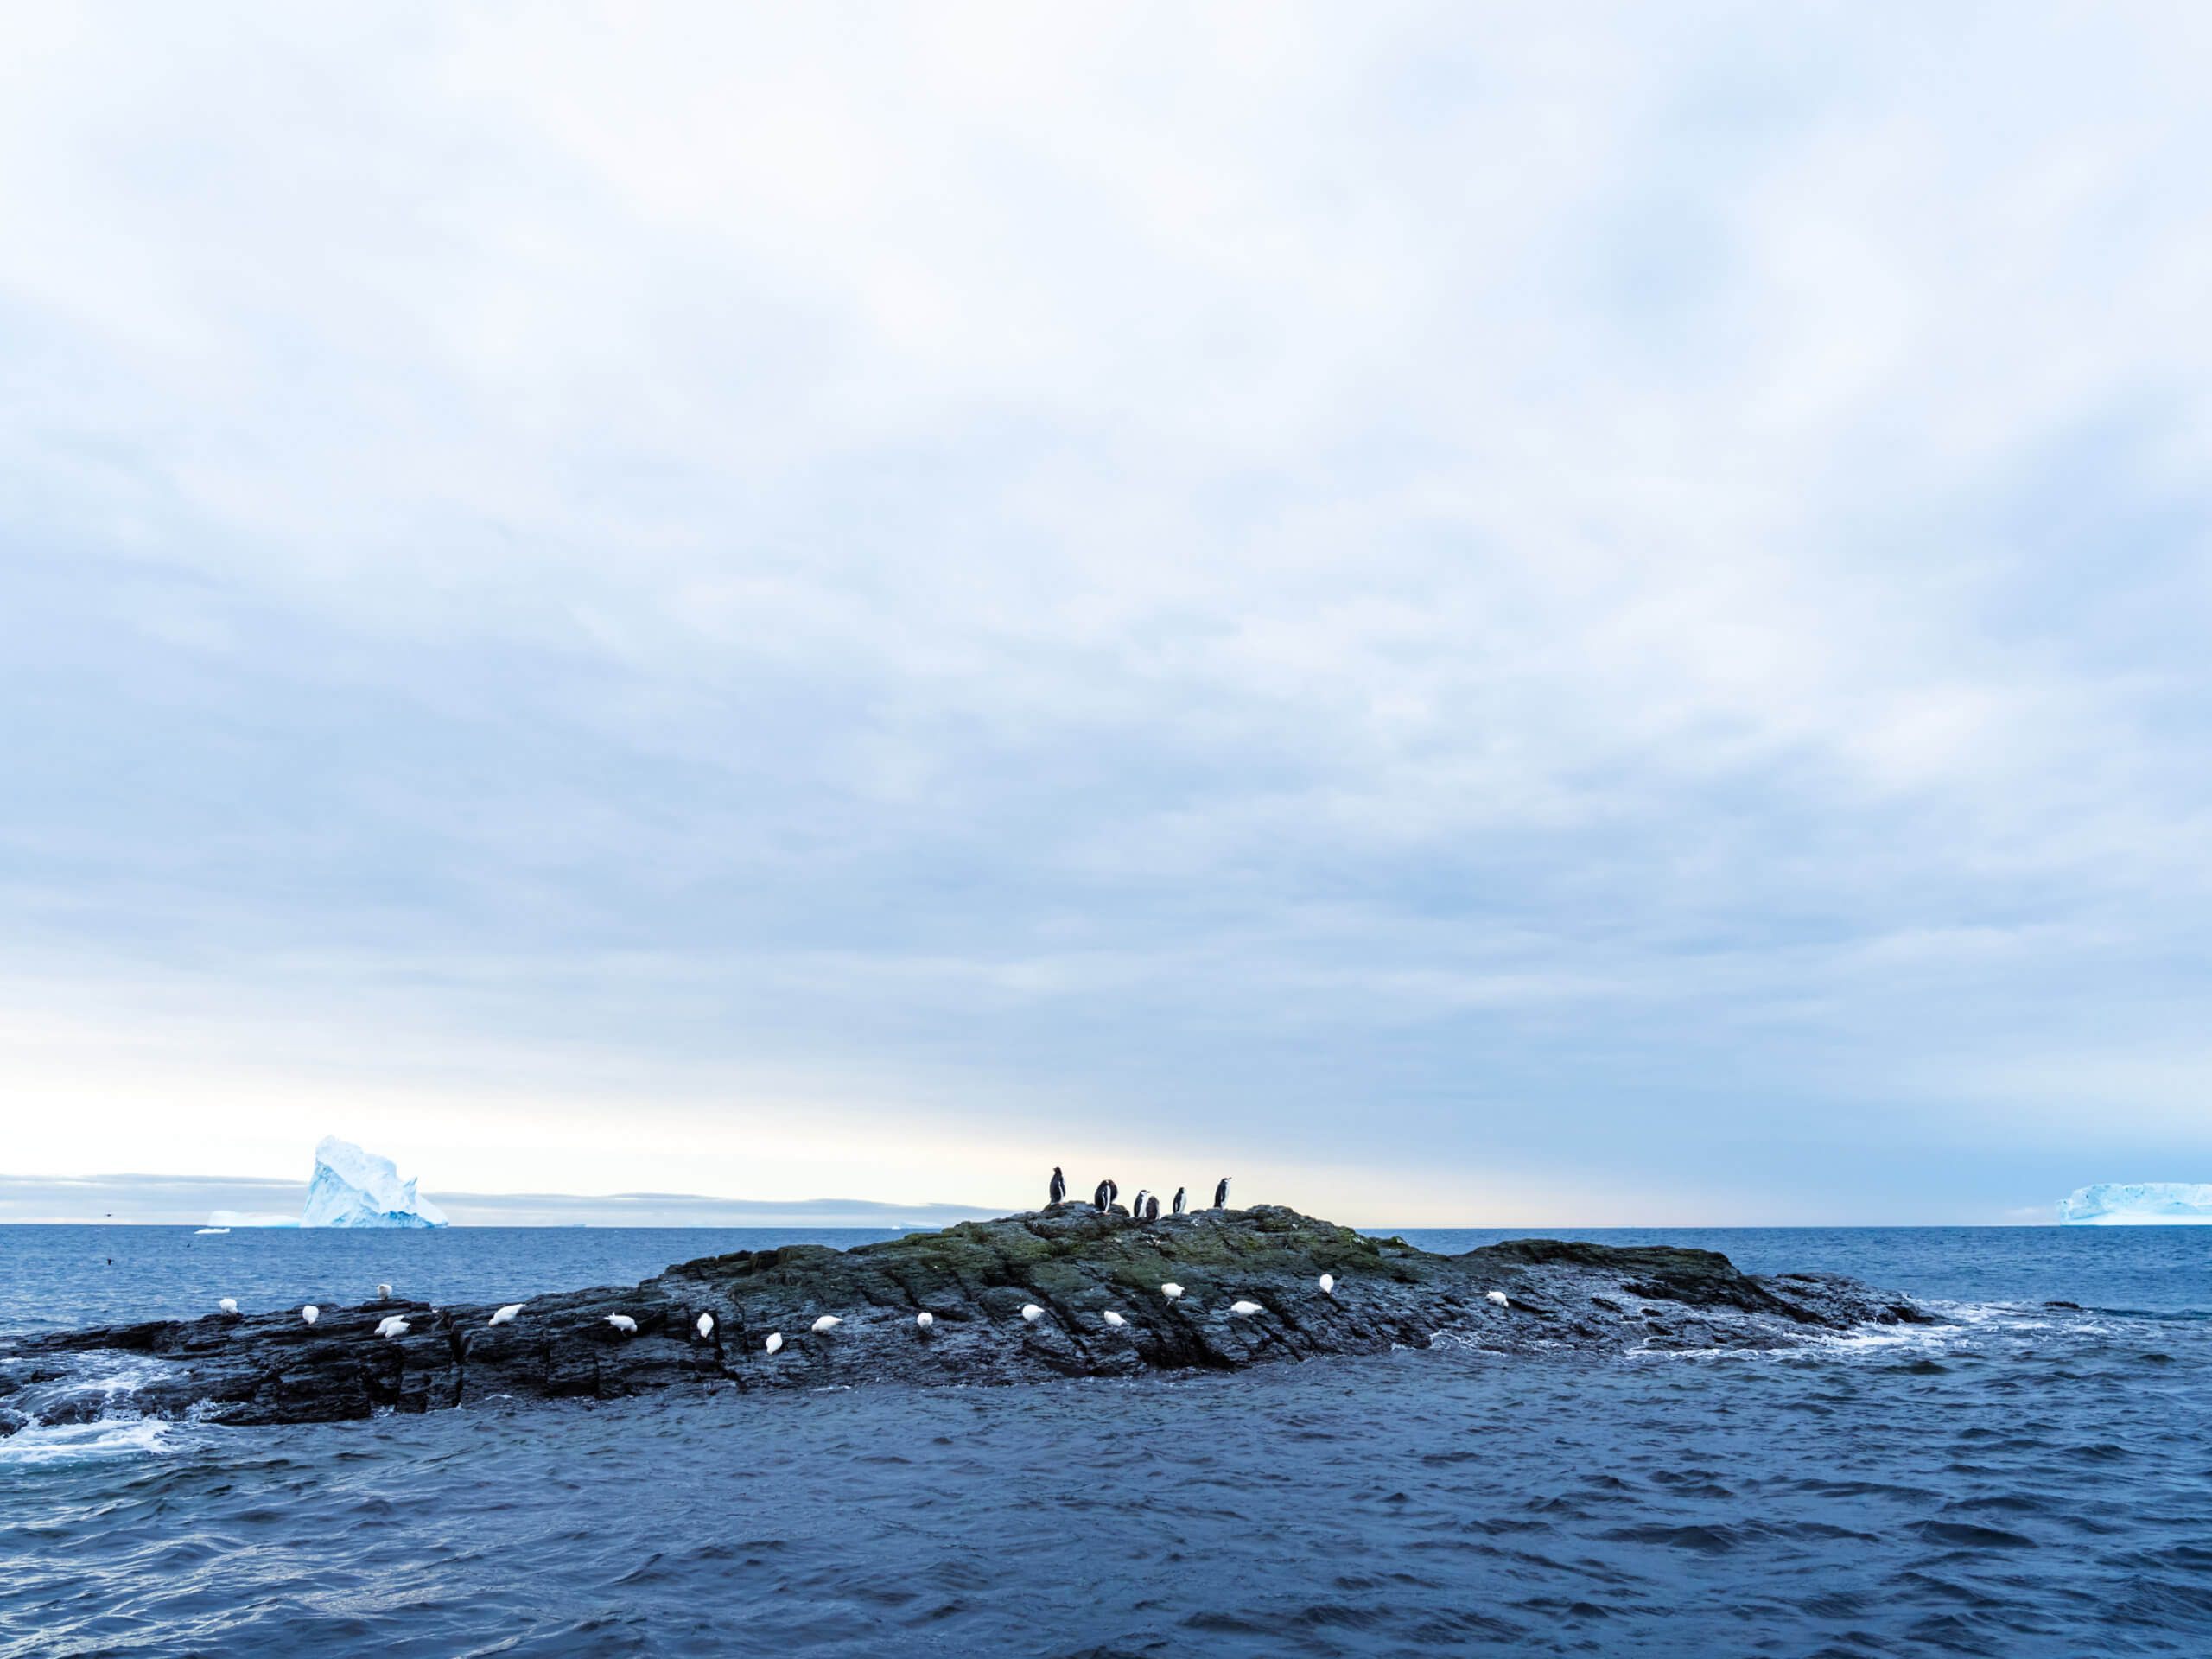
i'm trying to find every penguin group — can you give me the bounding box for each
[740,1168,1301,1357]
[1054,1166,1232,1217]
[217,1181,1314,1370]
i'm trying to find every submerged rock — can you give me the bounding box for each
[0,1205,1931,1431]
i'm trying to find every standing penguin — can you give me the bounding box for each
[1144,1192,1160,1222]
[1092,1179,1111,1211]
[1213,1177,1231,1209]
[1128,1189,1149,1221]
[1049,1166,1066,1205]
[1172,1186,1187,1216]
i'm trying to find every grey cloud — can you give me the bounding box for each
[3,5,2211,1220]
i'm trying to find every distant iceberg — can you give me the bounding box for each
[207,1211,301,1228]
[2058,1183,2212,1224]
[301,1136,449,1229]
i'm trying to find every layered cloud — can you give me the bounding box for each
[3,4,2209,1220]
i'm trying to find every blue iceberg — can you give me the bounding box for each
[2057,1182,2212,1224]
[301,1136,449,1229]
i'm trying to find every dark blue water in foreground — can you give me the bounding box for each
[5,1225,2211,1656]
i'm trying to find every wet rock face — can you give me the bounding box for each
[0,1205,1933,1431]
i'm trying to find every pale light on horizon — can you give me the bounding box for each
[4,6,2210,1225]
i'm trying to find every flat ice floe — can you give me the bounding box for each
[2059,1182,2212,1224]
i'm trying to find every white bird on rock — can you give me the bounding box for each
[916,1312,935,1331]
[1230,1300,1263,1317]
[696,1313,715,1338]
[1020,1304,1044,1323]
[766,1332,785,1354]
[302,1305,320,1325]
[218,1297,238,1315]
[607,1313,638,1333]
[1319,1274,1335,1297]
[375,1315,410,1338]
[1486,1290,1509,1306]
[1103,1311,1126,1329]
[377,1283,392,1299]
[1160,1283,1185,1302]
[489,1304,524,1325]
[811,1315,842,1334]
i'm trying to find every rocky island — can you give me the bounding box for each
[1,1203,1931,1433]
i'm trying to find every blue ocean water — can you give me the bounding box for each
[4,1224,2210,1656]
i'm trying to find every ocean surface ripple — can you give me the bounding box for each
[3,1225,2209,1656]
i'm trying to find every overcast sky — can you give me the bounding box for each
[4,4,2209,1223]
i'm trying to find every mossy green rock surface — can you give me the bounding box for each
[2,1204,1929,1430]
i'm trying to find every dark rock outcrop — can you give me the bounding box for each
[0,1204,1932,1433]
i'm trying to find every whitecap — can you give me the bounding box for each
[2,1351,188,1452]
[0,1416,190,1467]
